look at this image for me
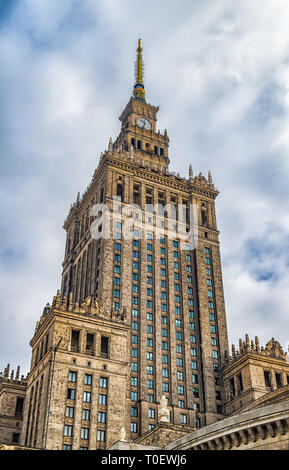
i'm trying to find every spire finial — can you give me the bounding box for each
[133,38,145,102]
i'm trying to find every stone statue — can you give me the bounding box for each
[158,395,170,423]
[119,427,126,442]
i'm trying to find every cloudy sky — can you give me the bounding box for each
[1,0,289,374]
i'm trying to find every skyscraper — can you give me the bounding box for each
[60,39,229,438]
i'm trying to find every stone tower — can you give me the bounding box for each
[60,39,229,440]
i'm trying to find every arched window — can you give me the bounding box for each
[137,140,142,150]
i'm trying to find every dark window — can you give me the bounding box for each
[229,378,235,397]
[101,337,109,357]
[12,433,20,444]
[216,405,222,414]
[275,372,282,388]
[137,140,142,150]
[154,146,158,155]
[237,373,243,392]
[131,138,135,148]
[86,333,94,355]
[71,330,80,352]
[117,184,124,202]
[264,370,271,388]
[160,148,164,156]
[15,397,24,418]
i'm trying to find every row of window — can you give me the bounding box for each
[64,426,105,442]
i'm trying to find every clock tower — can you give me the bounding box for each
[116,39,170,170]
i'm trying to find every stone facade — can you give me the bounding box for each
[0,366,27,446]
[20,292,130,450]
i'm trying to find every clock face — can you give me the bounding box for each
[137,117,152,130]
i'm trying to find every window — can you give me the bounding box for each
[205,258,210,265]
[147,255,152,262]
[162,355,168,364]
[15,397,24,418]
[162,369,169,378]
[174,284,180,292]
[161,269,166,276]
[210,314,215,321]
[190,335,196,343]
[176,332,182,341]
[162,329,168,337]
[179,400,185,408]
[205,247,210,254]
[147,300,153,308]
[162,342,168,350]
[264,371,271,388]
[178,386,184,395]
[132,335,138,344]
[207,279,212,286]
[192,374,198,384]
[82,409,90,421]
[161,316,168,325]
[97,430,106,442]
[130,422,138,433]
[147,288,153,296]
[149,409,155,419]
[210,325,216,333]
[132,297,138,304]
[131,407,138,417]
[237,373,243,392]
[132,284,139,293]
[161,304,167,312]
[131,392,138,401]
[131,363,138,372]
[83,391,91,403]
[131,377,138,386]
[100,377,108,388]
[189,311,194,319]
[81,428,89,440]
[115,242,121,251]
[174,262,179,269]
[177,371,184,381]
[173,251,179,259]
[147,313,153,321]
[133,251,139,258]
[63,445,72,450]
[132,349,138,358]
[67,388,76,400]
[114,277,120,286]
[64,425,73,437]
[211,337,217,346]
[71,330,80,352]
[132,309,138,317]
[177,358,183,367]
[113,289,120,298]
[160,258,166,266]
[176,344,182,353]
[84,374,92,386]
[186,265,192,272]
[192,361,197,370]
[193,388,199,398]
[99,394,107,405]
[208,290,213,298]
[86,333,94,354]
[188,299,194,306]
[216,391,222,401]
[114,265,121,274]
[147,394,154,402]
[133,272,139,280]
[206,268,211,275]
[161,292,167,300]
[147,338,153,347]
[176,319,181,328]
[276,373,282,388]
[175,307,181,315]
[189,323,195,331]
[147,380,154,389]
[175,295,180,303]
[163,383,169,392]
[191,348,197,357]
[147,366,154,375]
[66,406,74,418]
[133,262,139,269]
[193,403,200,412]
[212,350,218,359]
[173,241,179,248]
[132,322,139,331]
[98,412,106,423]
[68,371,77,383]
[80,447,88,451]
[147,277,153,284]
[160,247,166,254]
[209,301,214,309]
[181,414,187,424]
[147,352,153,361]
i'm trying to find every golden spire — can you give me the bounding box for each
[133,38,146,102]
